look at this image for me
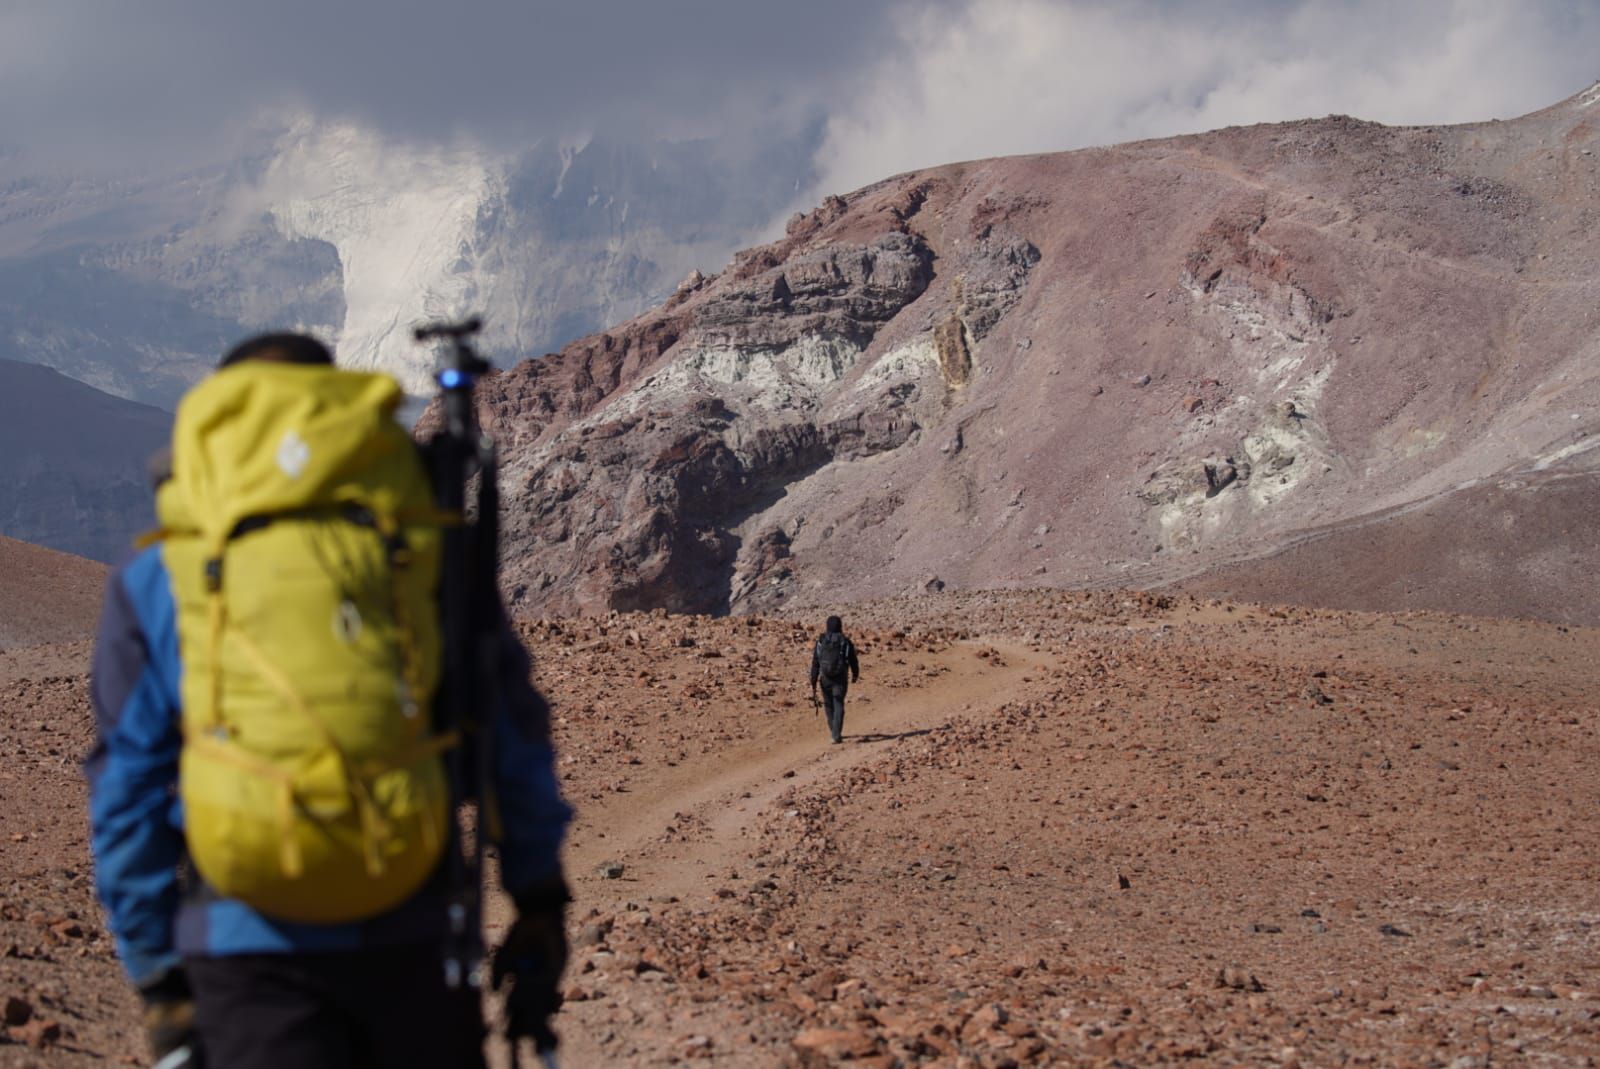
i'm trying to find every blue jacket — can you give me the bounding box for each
[86,545,570,986]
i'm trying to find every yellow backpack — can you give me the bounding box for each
[155,362,455,924]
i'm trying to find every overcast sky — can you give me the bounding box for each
[3,0,1597,192]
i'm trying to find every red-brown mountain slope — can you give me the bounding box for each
[449,85,1600,623]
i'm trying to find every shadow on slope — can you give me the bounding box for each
[1167,465,1600,626]
[0,359,170,563]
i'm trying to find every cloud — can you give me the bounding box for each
[809,0,1600,199]
[6,0,1597,205]
[0,0,957,175]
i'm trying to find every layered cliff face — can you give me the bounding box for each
[472,86,1600,623]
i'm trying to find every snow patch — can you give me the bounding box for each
[254,118,501,394]
[1581,82,1600,108]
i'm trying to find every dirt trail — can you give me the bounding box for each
[513,637,1048,1068]
[563,637,1047,916]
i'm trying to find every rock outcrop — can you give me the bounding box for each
[452,85,1600,622]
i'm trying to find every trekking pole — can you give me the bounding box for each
[415,317,498,999]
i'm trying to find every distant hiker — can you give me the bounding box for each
[809,615,861,744]
[85,332,572,1069]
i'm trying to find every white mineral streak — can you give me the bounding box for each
[1532,435,1600,470]
[1157,494,1231,548]
[853,337,940,393]
[784,334,862,388]
[1155,357,1335,548]
[613,334,862,416]
[257,119,500,394]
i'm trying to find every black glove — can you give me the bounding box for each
[139,966,200,1066]
[492,876,571,1053]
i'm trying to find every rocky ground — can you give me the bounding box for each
[2,590,1596,1066]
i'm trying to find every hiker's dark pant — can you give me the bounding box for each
[822,682,848,741]
[186,944,486,1069]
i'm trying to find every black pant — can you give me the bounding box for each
[186,944,486,1069]
[822,682,848,741]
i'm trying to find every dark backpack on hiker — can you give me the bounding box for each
[816,632,852,683]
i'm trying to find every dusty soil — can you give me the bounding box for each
[1165,465,1600,628]
[2,591,1598,1067]
[0,538,105,652]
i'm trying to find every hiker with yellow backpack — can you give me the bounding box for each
[85,333,571,1068]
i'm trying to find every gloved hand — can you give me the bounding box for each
[139,966,200,1066]
[492,876,571,1053]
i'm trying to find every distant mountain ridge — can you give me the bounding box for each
[457,85,1600,625]
[0,359,170,563]
[0,123,815,568]
[0,123,816,405]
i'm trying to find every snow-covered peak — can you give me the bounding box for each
[552,132,593,200]
[253,119,502,394]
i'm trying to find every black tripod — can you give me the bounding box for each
[415,315,495,993]
[417,319,566,1068]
